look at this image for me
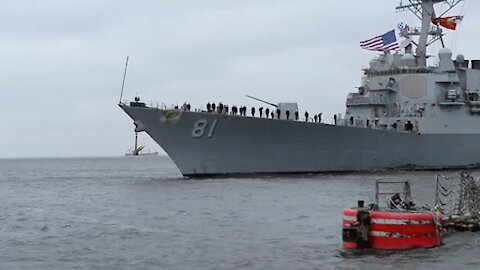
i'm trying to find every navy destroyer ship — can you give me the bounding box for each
[119,0,480,177]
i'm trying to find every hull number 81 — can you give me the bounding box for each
[191,119,218,138]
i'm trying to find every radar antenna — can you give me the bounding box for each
[396,0,463,66]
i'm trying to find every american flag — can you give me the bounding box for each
[360,29,400,51]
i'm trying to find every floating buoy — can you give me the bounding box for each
[342,206,442,250]
[342,181,443,250]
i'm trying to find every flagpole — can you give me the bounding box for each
[119,56,129,104]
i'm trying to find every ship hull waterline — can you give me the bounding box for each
[120,104,480,178]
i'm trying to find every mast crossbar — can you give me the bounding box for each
[394,0,463,66]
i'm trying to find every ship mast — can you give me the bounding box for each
[396,0,463,66]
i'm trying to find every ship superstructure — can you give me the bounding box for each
[119,0,480,177]
[344,0,480,135]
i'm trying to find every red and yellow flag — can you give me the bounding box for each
[431,16,463,30]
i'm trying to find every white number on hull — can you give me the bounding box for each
[191,119,218,138]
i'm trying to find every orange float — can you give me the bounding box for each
[342,181,443,250]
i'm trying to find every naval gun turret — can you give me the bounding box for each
[246,95,299,120]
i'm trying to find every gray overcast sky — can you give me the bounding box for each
[1,0,476,158]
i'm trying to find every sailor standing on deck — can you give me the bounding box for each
[305,111,309,122]
[259,107,263,118]
[251,107,255,117]
[265,108,270,118]
[218,103,224,114]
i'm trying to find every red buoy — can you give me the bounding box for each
[342,181,443,250]
[343,208,442,250]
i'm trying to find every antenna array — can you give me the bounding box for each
[396,0,463,19]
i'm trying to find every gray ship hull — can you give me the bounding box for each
[120,104,480,177]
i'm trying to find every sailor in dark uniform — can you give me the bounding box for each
[251,107,255,117]
[405,120,413,132]
[305,111,309,122]
[265,108,270,118]
[259,107,263,118]
[207,102,211,112]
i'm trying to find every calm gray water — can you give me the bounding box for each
[0,156,479,269]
